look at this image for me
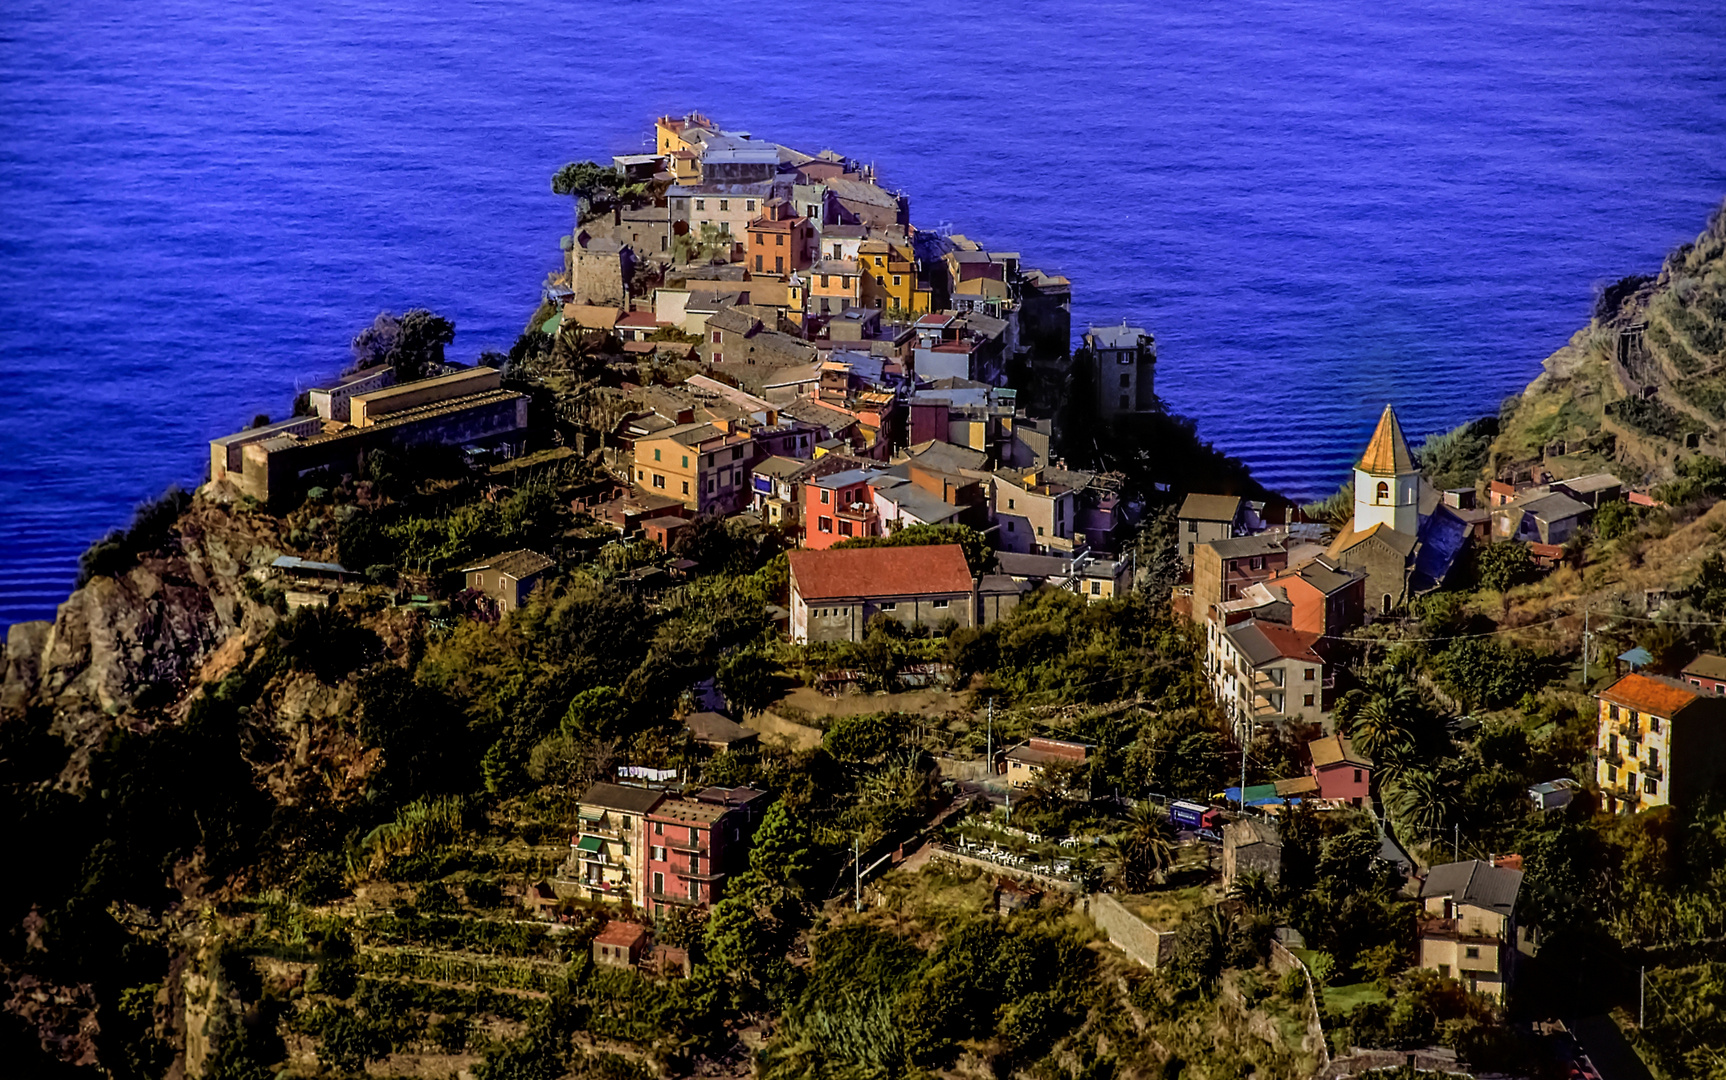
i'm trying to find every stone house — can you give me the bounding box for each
[460,549,555,614]
[593,922,649,968]
[786,544,977,644]
[1221,819,1281,889]
[1191,534,1290,622]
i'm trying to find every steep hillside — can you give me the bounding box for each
[1492,200,1726,485]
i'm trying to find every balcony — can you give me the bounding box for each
[1252,671,1283,690]
[667,841,711,857]
[1416,915,1502,944]
[1645,762,1664,781]
[648,891,704,907]
[1601,749,1623,767]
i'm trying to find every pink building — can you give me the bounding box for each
[643,787,769,917]
[801,467,884,549]
[1308,734,1372,806]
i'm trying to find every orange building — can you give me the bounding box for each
[747,199,813,279]
[858,236,932,315]
[802,467,884,549]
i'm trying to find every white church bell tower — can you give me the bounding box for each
[1353,403,1419,536]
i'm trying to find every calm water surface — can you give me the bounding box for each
[2,0,1723,630]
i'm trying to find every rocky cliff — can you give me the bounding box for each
[1490,199,1726,484]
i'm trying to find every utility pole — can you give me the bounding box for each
[1454,824,1460,863]
[854,837,861,913]
[985,698,993,791]
[1239,713,1250,812]
[1640,965,1646,1027]
[1582,603,1591,687]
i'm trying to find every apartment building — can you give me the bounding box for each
[631,422,755,515]
[1595,672,1726,812]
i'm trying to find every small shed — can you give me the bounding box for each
[1221,819,1282,889]
[641,515,694,550]
[1528,778,1579,812]
[682,711,760,754]
[593,921,649,969]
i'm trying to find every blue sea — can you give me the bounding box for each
[2,0,1722,632]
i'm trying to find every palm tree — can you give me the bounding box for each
[1349,695,1415,772]
[1117,802,1177,892]
[1227,870,1279,916]
[1386,769,1446,840]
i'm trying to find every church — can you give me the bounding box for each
[1325,404,1471,617]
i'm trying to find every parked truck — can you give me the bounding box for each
[1169,800,1221,831]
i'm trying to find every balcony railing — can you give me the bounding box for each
[1646,762,1664,781]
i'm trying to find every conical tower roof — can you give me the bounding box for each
[1356,404,1416,476]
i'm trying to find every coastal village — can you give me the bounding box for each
[10,116,1726,1079]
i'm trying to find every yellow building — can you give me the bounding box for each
[858,236,932,315]
[632,421,754,515]
[1595,671,1726,812]
[1416,859,1534,1003]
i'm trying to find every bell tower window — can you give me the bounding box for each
[1376,481,1389,502]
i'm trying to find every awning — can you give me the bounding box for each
[576,835,604,853]
[577,807,603,822]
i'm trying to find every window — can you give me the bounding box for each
[1464,946,1480,960]
[1037,526,1044,536]
[775,233,784,246]
[653,448,661,461]
[821,489,830,503]
[1007,521,1014,532]
[653,872,664,895]
[652,846,666,862]
[718,199,729,210]
[1305,694,1315,707]
[843,275,852,288]
[707,478,715,492]
[819,516,833,533]
[1250,556,1263,571]
[875,256,884,266]
[880,602,896,611]
[1376,480,1389,501]
[1381,593,1392,615]
[1120,374,1131,388]
[746,199,756,211]
[1228,560,1238,572]
[687,879,699,900]
[1608,733,1618,754]
[1304,668,1315,681]
[775,255,784,273]
[932,599,949,609]
[1353,769,1363,783]
[1438,964,1450,979]
[652,474,665,489]
[1007,498,1015,509]
[695,199,705,210]
[820,274,830,288]
[1187,542,1194,555]
[681,455,689,468]
[893,274,901,286]
[654,822,664,835]
[1649,747,1660,768]
[1607,764,1618,782]
[1630,710,1639,725]
[681,481,689,495]
[839,521,853,537]
[1090,581,1101,595]
[732,447,743,460]
[1609,704,1619,720]
[1650,715,1662,732]
[1645,776,1658,795]
[754,255,762,271]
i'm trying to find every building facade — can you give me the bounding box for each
[1595,672,1726,812]
[787,544,977,644]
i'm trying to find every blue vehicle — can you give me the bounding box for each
[1168,800,1212,830]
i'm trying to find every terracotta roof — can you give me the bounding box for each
[1357,403,1416,476]
[788,544,974,601]
[1599,672,1701,718]
[1309,734,1372,770]
[595,921,649,947]
[616,310,660,327]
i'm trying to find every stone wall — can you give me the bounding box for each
[1084,893,1175,970]
[1269,940,1331,1071]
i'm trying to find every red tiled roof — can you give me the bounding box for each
[595,921,648,947]
[617,311,659,327]
[788,544,974,601]
[1600,672,1701,718]
[1253,622,1323,663]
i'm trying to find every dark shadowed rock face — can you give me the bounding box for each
[1,487,285,770]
